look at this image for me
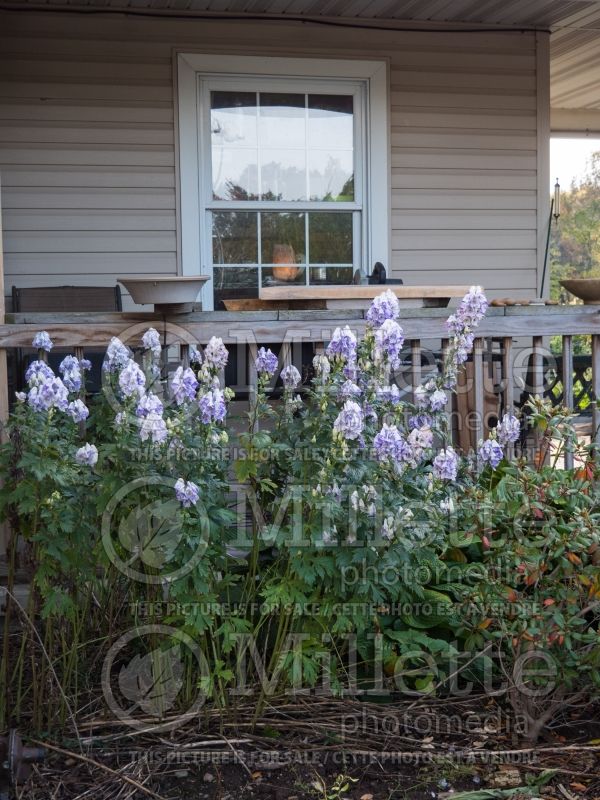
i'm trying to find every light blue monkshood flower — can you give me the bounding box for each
[496,413,520,446]
[366,289,400,327]
[280,364,301,389]
[203,337,229,370]
[142,327,161,358]
[373,423,409,462]
[408,413,433,430]
[28,376,69,413]
[67,399,89,423]
[75,443,98,466]
[59,355,82,393]
[104,337,130,372]
[118,359,146,398]
[135,392,164,418]
[429,389,448,412]
[377,384,401,405]
[479,438,503,469]
[198,388,227,424]
[326,326,357,362]
[25,360,54,387]
[32,331,53,352]
[374,318,404,367]
[170,366,198,405]
[433,447,459,481]
[255,347,278,376]
[339,379,361,399]
[333,400,364,441]
[175,478,199,508]
[139,413,167,444]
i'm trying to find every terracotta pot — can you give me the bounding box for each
[272,243,299,282]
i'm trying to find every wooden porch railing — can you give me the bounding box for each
[0,304,599,470]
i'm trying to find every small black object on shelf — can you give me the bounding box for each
[369,262,402,285]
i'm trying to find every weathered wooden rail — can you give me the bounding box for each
[0,303,599,470]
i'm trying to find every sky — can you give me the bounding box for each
[550,136,600,190]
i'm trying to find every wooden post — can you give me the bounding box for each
[0,178,8,426]
[532,336,544,460]
[0,180,7,558]
[592,334,600,455]
[502,337,514,413]
[411,340,421,404]
[502,336,515,460]
[473,338,484,449]
[562,335,574,470]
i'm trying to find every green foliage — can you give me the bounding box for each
[550,150,600,302]
[2,329,600,745]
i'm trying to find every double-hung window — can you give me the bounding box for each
[178,55,389,310]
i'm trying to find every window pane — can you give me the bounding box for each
[262,266,307,286]
[309,266,354,284]
[211,91,258,201]
[212,211,258,264]
[213,266,258,291]
[213,267,259,309]
[259,93,306,200]
[261,212,305,267]
[308,151,354,202]
[259,93,305,149]
[211,91,257,145]
[261,150,306,201]
[308,212,353,265]
[308,94,353,150]
[308,94,353,201]
[212,148,258,200]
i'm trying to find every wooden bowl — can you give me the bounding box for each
[561,278,600,304]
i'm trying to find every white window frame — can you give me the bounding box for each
[177,53,390,310]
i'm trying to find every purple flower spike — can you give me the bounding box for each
[333,400,364,441]
[255,347,278,376]
[75,443,98,466]
[171,366,199,405]
[204,337,229,370]
[366,290,400,327]
[32,331,53,352]
[175,478,200,508]
[479,438,503,469]
[281,364,301,389]
[433,447,459,481]
[496,413,520,446]
[326,326,357,362]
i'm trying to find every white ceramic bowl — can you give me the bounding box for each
[118,276,210,313]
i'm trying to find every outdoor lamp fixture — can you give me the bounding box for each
[553,178,561,220]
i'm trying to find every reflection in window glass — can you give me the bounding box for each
[308,94,353,201]
[213,266,258,290]
[259,93,305,149]
[309,213,352,264]
[309,266,354,285]
[212,211,258,264]
[211,92,258,201]
[262,266,307,287]
[308,151,353,202]
[212,148,258,201]
[308,94,353,150]
[261,149,306,202]
[261,212,305,265]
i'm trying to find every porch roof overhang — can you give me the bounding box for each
[3,0,600,134]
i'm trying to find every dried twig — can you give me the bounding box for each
[27,738,168,800]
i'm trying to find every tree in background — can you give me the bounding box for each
[551,151,600,302]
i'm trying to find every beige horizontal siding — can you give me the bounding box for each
[0,10,541,306]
